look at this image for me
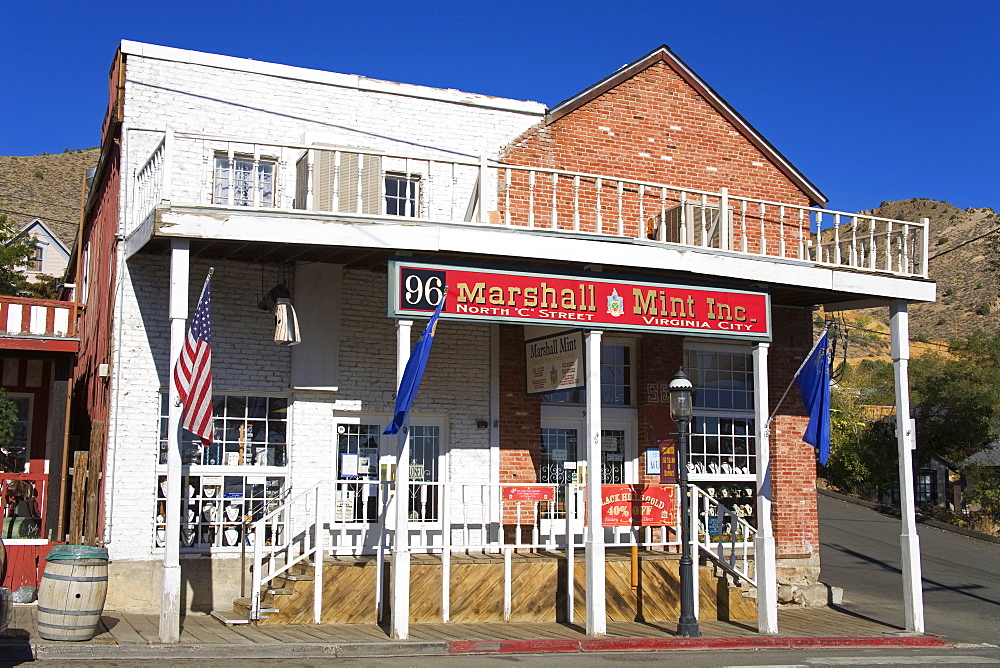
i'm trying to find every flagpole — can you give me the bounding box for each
[767,323,830,426]
[161,240,189,643]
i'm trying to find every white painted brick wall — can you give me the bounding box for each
[121,52,543,219]
[107,47,513,565]
[106,260,491,561]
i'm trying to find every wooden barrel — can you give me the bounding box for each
[36,545,109,641]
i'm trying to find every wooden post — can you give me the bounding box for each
[69,451,88,545]
[84,421,105,546]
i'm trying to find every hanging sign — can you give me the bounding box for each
[601,484,677,526]
[389,261,770,340]
[525,330,584,394]
[658,441,678,484]
[502,485,555,502]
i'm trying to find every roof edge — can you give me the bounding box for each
[118,40,546,116]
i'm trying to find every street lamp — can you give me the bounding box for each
[669,369,700,638]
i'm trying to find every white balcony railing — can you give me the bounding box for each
[128,131,929,279]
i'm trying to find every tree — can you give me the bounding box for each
[0,387,20,473]
[0,214,39,296]
[823,359,899,499]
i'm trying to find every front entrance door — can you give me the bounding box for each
[538,418,636,541]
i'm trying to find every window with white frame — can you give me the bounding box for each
[384,172,420,217]
[684,343,757,530]
[540,342,634,406]
[155,393,288,550]
[213,154,275,207]
[683,344,756,477]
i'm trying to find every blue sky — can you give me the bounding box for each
[4,0,997,214]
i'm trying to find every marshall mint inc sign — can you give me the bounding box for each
[388,261,771,341]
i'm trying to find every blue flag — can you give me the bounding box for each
[796,330,832,466]
[385,292,447,435]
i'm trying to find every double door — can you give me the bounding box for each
[538,416,635,537]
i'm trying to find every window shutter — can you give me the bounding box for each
[295,147,381,214]
[339,153,382,215]
[294,154,308,210]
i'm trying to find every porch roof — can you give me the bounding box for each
[135,205,934,310]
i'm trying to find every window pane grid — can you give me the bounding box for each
[385,173,419,217]
[213,156,275,208]
[156,393,288,550]
[336,424,381,523]
[542,344,632,406]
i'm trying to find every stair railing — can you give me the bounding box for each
[249,480,327,622]
[690,484,757,588]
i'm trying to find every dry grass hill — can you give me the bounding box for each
[0,148,100,249]
[820,199,998,361]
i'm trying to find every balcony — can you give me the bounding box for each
[127,132,930,289]
[0,295,78,353]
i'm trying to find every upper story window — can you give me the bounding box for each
[213,154,275,208]
[541,342,633,406]
[27,245,43,273]
[385,173,420,217]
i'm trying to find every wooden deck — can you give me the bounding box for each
[1,604,903,649]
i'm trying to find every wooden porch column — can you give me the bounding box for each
[890,302,925,633]
[584,329,606,636]
[160,239,189,643]
[752,342,778,633]
[390,319,413,640]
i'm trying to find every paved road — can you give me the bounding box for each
[818,493,1000,644]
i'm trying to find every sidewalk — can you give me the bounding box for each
[1,605,951,661]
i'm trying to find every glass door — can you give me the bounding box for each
[538,418,636,541]
[406,425,440,522]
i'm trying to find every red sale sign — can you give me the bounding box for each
[389,261,770,340]
[502,486,556,502]
[601,485,678,526]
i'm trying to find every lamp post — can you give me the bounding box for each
[669,369,700,638]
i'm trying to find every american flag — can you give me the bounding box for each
[174,271,214,445]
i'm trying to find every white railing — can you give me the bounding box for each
[128,131,170,236]
[128,131,929,278]
[248,481,325,622]
[248,479,768,624]
[691,484,757,587]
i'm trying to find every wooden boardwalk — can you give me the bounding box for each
[1,604,903,648]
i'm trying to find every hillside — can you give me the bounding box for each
[0,148,100,248]
[818,199,998,360]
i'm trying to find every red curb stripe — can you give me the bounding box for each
[449,639,581,654]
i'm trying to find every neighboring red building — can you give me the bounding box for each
[0,296,78,598]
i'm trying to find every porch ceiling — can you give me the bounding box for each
[136,207,936,310]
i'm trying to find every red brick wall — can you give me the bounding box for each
[499,61,814,254]
[498,324,541,483]
[767,307,819,556]
[637,333,682,485]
